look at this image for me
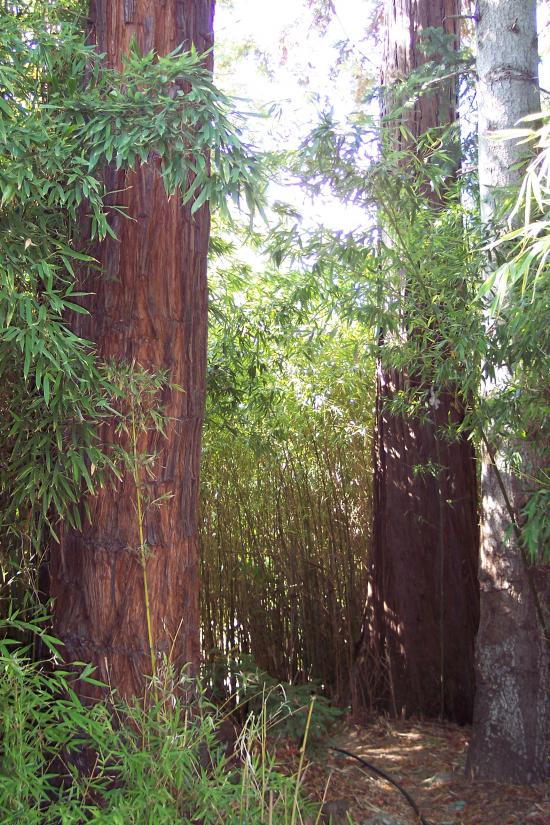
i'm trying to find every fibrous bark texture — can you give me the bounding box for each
[367,373,479,723]
[50,0,214,700]
[354,0,479,724]
[382,0,458,135]
[466,0,550,784]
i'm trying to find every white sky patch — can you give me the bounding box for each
[215,0,377,233]
[215,2,550,240]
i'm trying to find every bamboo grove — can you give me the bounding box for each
[0,1,549,818]
[201,260,374,703]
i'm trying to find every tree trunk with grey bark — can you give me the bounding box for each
[354,0,479,724]
[50,0,214,702]
[466,0,550,784]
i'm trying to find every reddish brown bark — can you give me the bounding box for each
[50,0,214,700]
[354,0,479,723]
[382,0,459,136]
[367,373,479,722]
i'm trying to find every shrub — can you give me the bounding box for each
[205,652,345,747]
[0,616,319,824]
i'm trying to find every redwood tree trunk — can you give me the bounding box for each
[466,0,550,783]
[354,0,479,723]
[50,0,214,700]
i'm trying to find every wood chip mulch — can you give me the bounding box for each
[276,719,550,824]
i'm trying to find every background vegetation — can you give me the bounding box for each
[1,0,549,818]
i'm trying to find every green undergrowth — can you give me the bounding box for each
[0,615,324,824]
[206,652,345,748]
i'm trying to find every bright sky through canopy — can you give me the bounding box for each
[215,1,376,135]
[214,1,550,232]
[215,0,376,229]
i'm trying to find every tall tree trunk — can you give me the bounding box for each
[354,0,479,724]
[50,0,214,701]
[466,0,550,783]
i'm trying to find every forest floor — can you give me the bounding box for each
[277,719,550,825]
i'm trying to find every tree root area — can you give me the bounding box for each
[277,719,550,824]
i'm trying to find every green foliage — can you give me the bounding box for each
[280,111,483,420]
[482,112,550,311]
[202,228,372,702]
[283,58,549,560]
[0,3,262,576]
[0,615,318,824]
[479,115,550,558]
[229,655,345,746]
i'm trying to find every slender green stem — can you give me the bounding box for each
[131,407,157,685]
[291,696,315,825]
